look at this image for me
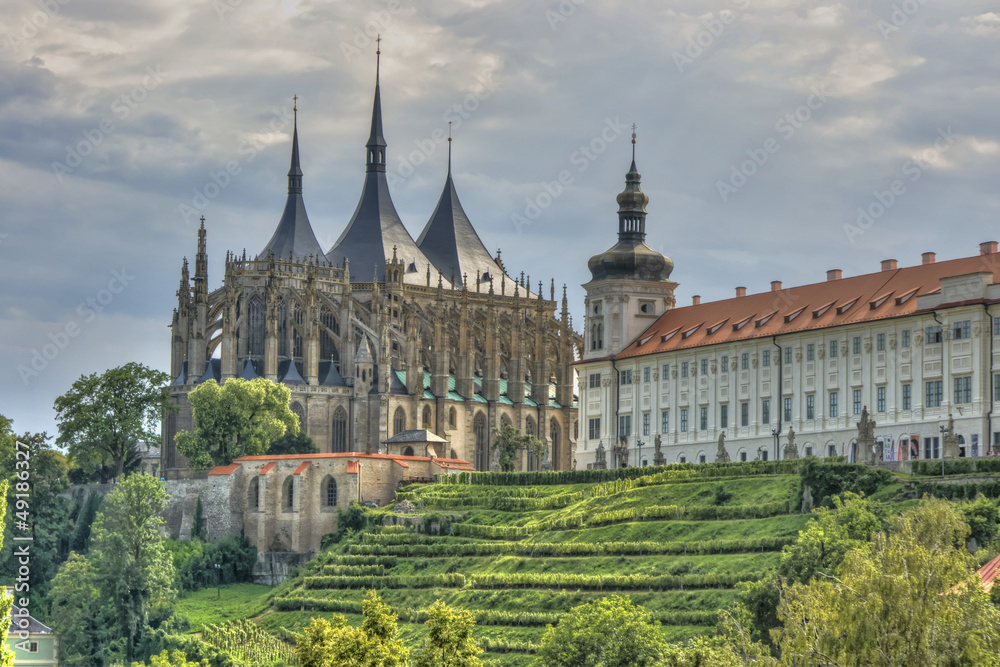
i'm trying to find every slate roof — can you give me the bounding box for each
[384,429,449,444]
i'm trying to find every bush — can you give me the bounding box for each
[800,460,892,507]
[713,484,733,506]
[165,535,257,591]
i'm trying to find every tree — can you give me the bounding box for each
[657,636,749,667]
[49,553,109,666]
[90,473,176,662]
[534,596,667,667]
[267,431,319,456]
[54,363,174,480]
[413,600,483,667]
[776,497,1000,666]
[490,425,543,473]
[296,589,408,667]
[174,378,298,471]
[130,649,210,667]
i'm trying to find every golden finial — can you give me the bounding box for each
[631,123,637,161]
[293,94,298,111]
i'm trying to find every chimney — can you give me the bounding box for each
[881,259,897,272]
[735,286,746,298]
[921,252,936,265]
[770,280,782,292]
[826,269,842,281]
[981,241,998,256]
[692,295,701,306]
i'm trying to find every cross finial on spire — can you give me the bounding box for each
[631,123,637,161]
[293,94,298,111]
[376,34,382,81]
[447,121,452,174]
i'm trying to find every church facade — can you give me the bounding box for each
[577,138,1000,468]
[162,53,581,481]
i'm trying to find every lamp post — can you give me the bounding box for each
[573,457,577,471]
[939,424,947,477]
[214,563,221,599]
[771,428,780,461]
[636,438,644,467]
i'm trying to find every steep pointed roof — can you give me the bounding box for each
[416,145,518,292]
[325,48,442,285]
[258,104,326,263]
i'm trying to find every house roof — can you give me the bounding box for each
[8,605,52,634]
[292,461,310,475]
[979,552,1000,592]
[384,429,449,444]
[208,463,240,476]
[600,250,1000,361]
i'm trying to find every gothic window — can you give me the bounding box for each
[290,402,305,430]
[393,407,406,435]
[501,414,512,430]
[526,416,537,471]
[293,306,304,359]
[248,477,260,510]
[248,296,265,358]
[323,476,337,507]
[403,446,414,457]
[550,418,560,469]
[422,405,432,429]
[449,407,457,429]
[283,477,294,510]
[320,308,339,367]
[332,407,348,453]
[591,322,603,350]
[474,412,488,471]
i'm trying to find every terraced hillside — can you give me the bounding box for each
[263,462,811,666]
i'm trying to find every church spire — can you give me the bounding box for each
[288,96,303,194]
[366,35,387,173]
[616,124,648,243]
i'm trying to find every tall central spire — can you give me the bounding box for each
[366,35,387,173]
[288,96,303,194]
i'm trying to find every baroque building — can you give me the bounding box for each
[163,53,581,480]
[578,141,1000,468]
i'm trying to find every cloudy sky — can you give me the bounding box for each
[1,0,998,438]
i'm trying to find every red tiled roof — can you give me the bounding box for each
[258,461,277,475]
[208,463,240,476]
[587,251,1000,361]
[346,460,360,474]
[292,461,310,475]
[434,462,476,471]
[393,459,410,468]
[978,553,1000,591]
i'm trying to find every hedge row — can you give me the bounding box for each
[912,458,1000,477]
[304,574,466,590]
[479,638,538,654]
[319,554,398,567]
[467,571,758,591]
[347,536,796,557]
[408,492,584,511]
[321,564,390,576]
[913,481,1000,500]
[587,501,790,527]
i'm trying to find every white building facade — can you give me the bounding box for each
[576,151,1000,467]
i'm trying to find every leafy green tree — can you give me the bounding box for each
[490,425,543,473]
[130,649,210,667]
[961,496,1000,548]
[175,378,298,471]
[728,577,781,650]
[54,363,174,480]
[49,552,110,666]
[776,497,1000,666]
[534,595,667,667]
[296,589,408,667]
[267,431,319,456]
[657,636,748,667]
[413,599,483,667]
[90,473,176,662]
[779,492,885,584]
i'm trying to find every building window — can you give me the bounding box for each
[829,340,838,358]
[449,407,457,428]
[681,362,688,378]
[393,407,406,435]
[953,320,971,340]
[926,380,943,408]
[721,356,729,372]
[902,384,911,410]
[829,391,838,418]
[994,374,1000,402]
[589,373,601,388]
[643,367,650,383]
[806,394,815,419]
[591,322,603,350]
[784,397,792,422]
[876,333,885,351]
[954,376,972,404]
[661,410,669,433]
[740,451,747,462]
[762,350,770,367]
[588,417,601,440]
[853,389,862,414]
[741,353,749,370]
[994,317,1000,336]
[680,409,688,432]
[926,325,942,344]
[662,364,670,379]
[805,446,813,457]
[325,477,338,507]
[286,479,294,509]
[806,344,815,361]
[332,407,348,453]
[642,412,650,436]
[761,450,769,461]
[619,369,633,385]
[679,455,686,464]
[594,301,602,315]
[784,347,792,364]
[828,444,837,458]
[699,454,706,464]
[853,337,861,355]
[720,404,729,428]
[924,436,940,459]
[249,477,259,510]
[28,642,37,654]
[700,407,708,431]
[901,330,910,347]
[741,401,749,427]
[761,399,770,424]
[700,359,708,376]
[619,415,632,438]
[877,386,886,412]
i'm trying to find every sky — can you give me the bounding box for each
[1,0,999,440]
